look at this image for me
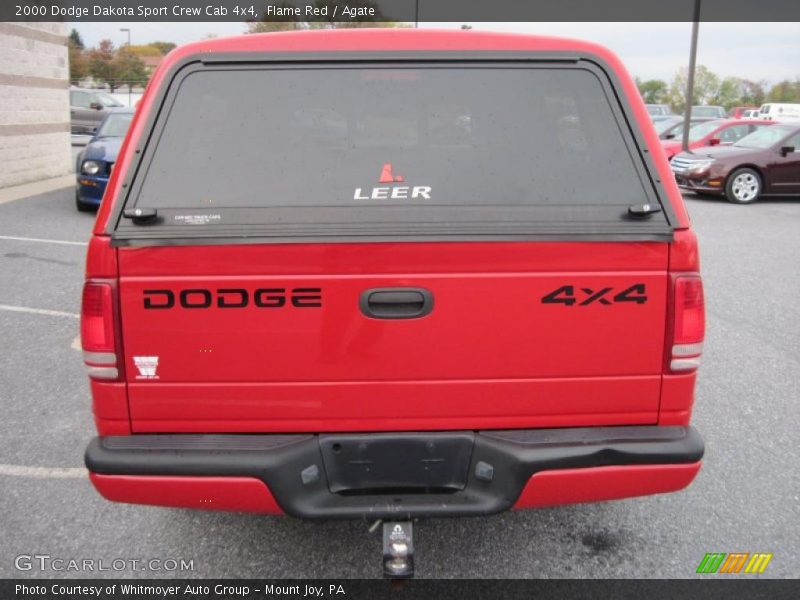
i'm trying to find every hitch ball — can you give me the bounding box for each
[383,522,414,578]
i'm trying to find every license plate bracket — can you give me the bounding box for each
[319,432,475,494]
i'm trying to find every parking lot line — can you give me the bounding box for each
[0,235,87,247]
[0,464,86,479]
[0,304,79,319]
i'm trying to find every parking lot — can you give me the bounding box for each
[0,187,798,579]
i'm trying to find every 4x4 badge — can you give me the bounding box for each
[541,284,648,306]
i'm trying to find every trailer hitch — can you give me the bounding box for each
[382,521,414,578]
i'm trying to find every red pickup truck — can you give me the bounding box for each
[81,30,704,574]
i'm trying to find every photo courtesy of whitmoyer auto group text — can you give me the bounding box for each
[0,0,798,598]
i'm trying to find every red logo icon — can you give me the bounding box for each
[378,163,404,183]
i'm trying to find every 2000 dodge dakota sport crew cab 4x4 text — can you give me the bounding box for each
[80,30,705,572]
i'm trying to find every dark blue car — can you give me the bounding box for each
[76,108,134,212]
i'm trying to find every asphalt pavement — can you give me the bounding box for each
[0,188,798,579]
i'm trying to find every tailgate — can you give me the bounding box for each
[118,241,668,431]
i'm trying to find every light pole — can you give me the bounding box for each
[681,0,701,153]
[119,28,131,106]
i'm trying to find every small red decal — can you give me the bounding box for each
[379,163,404,183]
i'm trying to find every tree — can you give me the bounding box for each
[114,47,149,89]
[738,79,767,107]
[68,30,87,83]
[69,29,84,50]
[708,77,769,110]
[150,41,177,55]
[68,45,87,84]
[126,44,162,58]
[687,66,721,105]
[82,39,153,91]
[667,65,720,112]
[87,39,121,91]
[636,78,669,104]
[767,79,800,103]
[712,77,743,110]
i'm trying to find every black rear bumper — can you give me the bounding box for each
[85,426,703,519]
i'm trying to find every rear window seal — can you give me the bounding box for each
[107,50,677,246]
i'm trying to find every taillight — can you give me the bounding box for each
[669,275,705,372]
[81,281,119,379]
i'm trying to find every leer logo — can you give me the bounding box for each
[696,552,773,574]
[353,163,431,201]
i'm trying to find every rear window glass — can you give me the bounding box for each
[117,63,670,241]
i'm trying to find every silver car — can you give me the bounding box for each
[70,88,125,134]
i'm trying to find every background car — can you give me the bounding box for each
[757,103,800,122]
[645,103,672,117]
[691,105,727,118]
[654,116,714,140]
[75,108,134,212]
[660,118,775,160]
[728,106,758,118]
[70,87,125,134]
[670,123,800,203]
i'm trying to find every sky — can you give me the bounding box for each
[73,21,800,84]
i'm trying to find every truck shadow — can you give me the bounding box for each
[154,499,648,578]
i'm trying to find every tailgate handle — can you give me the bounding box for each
[360,288,434,319]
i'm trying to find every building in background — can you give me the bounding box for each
[0,23,71,188]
